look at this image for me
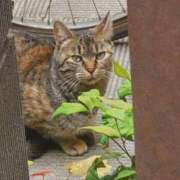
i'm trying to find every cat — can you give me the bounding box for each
[15,13,113,158]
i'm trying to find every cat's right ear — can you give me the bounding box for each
[53,21,74,43]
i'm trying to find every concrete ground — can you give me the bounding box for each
[29,141,134,180]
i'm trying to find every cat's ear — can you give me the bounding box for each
[53,21,74,43]
[92,12,113,40]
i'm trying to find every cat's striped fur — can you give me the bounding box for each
[15,13,113,157]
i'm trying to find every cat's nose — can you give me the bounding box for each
[84,60,96,74]
[86,67,95,74]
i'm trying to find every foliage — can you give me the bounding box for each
[53,61,135,180]
[115,167,136,180]
[113,61,131,81]
[118,80,132,99]
[85,157,107,180]
[81,126,120,138]
[66,156,112,179]
[53,102,88,118]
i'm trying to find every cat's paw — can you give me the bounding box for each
[62,139,88,156]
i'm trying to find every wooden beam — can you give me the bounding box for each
[128,0,180,179]
[0,0,29,179]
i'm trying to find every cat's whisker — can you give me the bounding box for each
[103,74,112,80]
[76,73,84,78]
[106,71,113,75]
[61,81,75,94]
[63,77,77,88]
[76,75,87,81]
[76,72,83,76]
[59,77,75,89]
[61,80,79,95]
[62,73,75,78]
[65,74,75,79]
[58,78,71,87]
[77,75,85,80]
[70,79,79,89]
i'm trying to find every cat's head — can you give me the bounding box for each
[52,13,113,86]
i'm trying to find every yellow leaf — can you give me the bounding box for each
[66,155,112,179]
[28,160,33,166]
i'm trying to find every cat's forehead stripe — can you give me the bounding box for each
[77,44,81,54]
[60,31,112,59]
[78,32,97,55]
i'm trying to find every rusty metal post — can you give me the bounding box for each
[0,0,29,179]
[128,0,180,180]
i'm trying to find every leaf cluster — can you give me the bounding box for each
[53,61,135,180]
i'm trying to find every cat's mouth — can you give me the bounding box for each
[81,76,101,85]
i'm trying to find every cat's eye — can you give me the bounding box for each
[96,52,106,60]
[71,55,83,63]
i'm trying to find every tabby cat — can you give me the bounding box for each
[15,13,113,158]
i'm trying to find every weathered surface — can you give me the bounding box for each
[128,0,180,180]
[0,0,29,179]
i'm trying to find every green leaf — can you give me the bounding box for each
[103,107,127,120]
[101,97,132,112]
[78,95,95,111]
[118,80,132,98]
[115,167,136,180]
[78,95,102,111]
[78,89,103,111]
[99,135,109,147]
[52,102,88,118]
[117,112,134,140]
[102,149,123,160]
[81,89,101,97]
[113,61,131,80]
[80,126,120,138]
[102,109,134,140]
[85,157,105,180]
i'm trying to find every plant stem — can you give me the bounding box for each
[121,138,128,155]
[112,138,132,161]
[114,118,133,163]
[115,118,121,137]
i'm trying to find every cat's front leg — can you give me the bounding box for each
[59,137,88,156]
[54,114,96,155]
[37,121,89,156]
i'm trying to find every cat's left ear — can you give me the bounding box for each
[53,21,74,43]
[92,12,113,40]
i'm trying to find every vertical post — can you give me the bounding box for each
[0,0,29,179]
[128,0,180,180]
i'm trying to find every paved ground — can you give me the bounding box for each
[29,141,134,180]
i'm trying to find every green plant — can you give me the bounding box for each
[53,61,135,180]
